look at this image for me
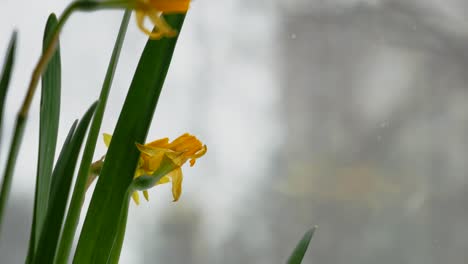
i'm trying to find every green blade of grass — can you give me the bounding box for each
[0,32,22,232]
[26,14,62,262]
[32,102,97,264]
[55,10,131,264]
[286,226,317,264]
[0,31,17,144]
[73,14,186,263]
[0,32,18,230]
[30,120,76,263]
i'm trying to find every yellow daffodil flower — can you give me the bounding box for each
[102,133,206,204]
[134,0,191,39]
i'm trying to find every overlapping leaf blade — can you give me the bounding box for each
[0,32,17,144]
[55,10,131,264]
[74,14,186,263]
[0,31,17,228]
[0,34,22,231]
[27,14,62,261]
[32,102,97,264]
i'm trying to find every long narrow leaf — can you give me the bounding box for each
[74,14,186,263]
[107,190,131,264]
[32,102,97,264]
[0,32,18,229]
[27,14,62,261]
[286,226,317,264]
[0,31,17,143]
[55,10,131,264]
[30,120,76,263]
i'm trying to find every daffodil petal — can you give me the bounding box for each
[169,168,183,201]
[103,133,112,147]
[132,192,140,205]
[193,145,208,159]
[135,11,153,35]
[156,175,171,186]
[136,143,175,156]
[147,12,177,37]
[146,137,170,148]
[148,0,190,13]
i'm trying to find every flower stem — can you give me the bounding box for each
[21,0,133,117]
[54,10,131,264]
[0,0,133,235]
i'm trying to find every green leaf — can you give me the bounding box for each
[107,191,131,264]
[0,34,22,232]
[287,226,317,264]
[73,14,186,263]
[0,33,17,227]
[0,31,17,143]
[30,121,76,263]
[32,102,97,264]
[26,14,62,261]
[55,10,131,264]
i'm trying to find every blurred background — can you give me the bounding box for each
[1,0,468,263]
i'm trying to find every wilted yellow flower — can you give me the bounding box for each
[134,0,191,39]
[103,133,206,204]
